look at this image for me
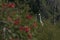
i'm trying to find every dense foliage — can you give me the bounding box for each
[0,0,60,40]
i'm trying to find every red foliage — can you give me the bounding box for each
[8,3,15,8]
[33,21,37,27]
[7,16,13,22]
[14,20,19,25]
[2,3,7,8]
[26,14,32,20]
[24,26,30,32]
[28,33,32,39]
[19,26,24,31]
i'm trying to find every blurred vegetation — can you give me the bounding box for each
[0,0,60,40]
